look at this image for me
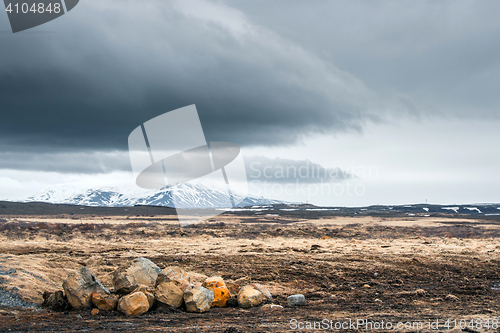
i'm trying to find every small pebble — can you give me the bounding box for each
[262,304,283,311]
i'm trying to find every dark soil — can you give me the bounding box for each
[1,247,499,332]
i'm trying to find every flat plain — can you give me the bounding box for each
[0,202,499,332]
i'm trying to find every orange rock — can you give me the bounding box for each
[91,293,119,311]
[203,277,230,307]
[321,236,329,240]
[91,309,99,316]
[237,285,264,308]
[132,285,155,308]
[154,281,184,308]
[117,292,150,316]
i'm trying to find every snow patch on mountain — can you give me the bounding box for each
[26,183,283,208]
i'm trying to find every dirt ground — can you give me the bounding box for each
[0,205,499,332]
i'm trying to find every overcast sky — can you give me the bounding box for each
[1,0,500,206]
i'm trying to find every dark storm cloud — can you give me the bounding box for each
[244,156,352,184]
[2,0,498,176]
[225,0,500,117]
[0,0,394,153]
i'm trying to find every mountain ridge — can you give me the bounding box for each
[26,183,284,208]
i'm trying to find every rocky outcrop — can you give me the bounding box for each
[117,291,150,316]
[203,277,230,307]
[113,257,162,294]
[237,285,263,308]
[62,267,110,309]
[183,285,214,313]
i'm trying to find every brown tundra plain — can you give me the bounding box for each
[0,202,499,332]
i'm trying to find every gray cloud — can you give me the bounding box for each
[225,0,500,117]
[1,0,499,176]
[0,151,131,173]
[0,150,355,188]
[244,155,352,184]
[0,0,405,153]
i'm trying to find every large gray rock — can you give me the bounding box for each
[62,267,110,309]
[183,285,214,313]
[113,257,162,294]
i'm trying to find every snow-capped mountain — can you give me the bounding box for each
[26,183,283,208]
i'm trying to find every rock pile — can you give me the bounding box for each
[43,257,277,316]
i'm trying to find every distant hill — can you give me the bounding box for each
[222,203,500,216]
